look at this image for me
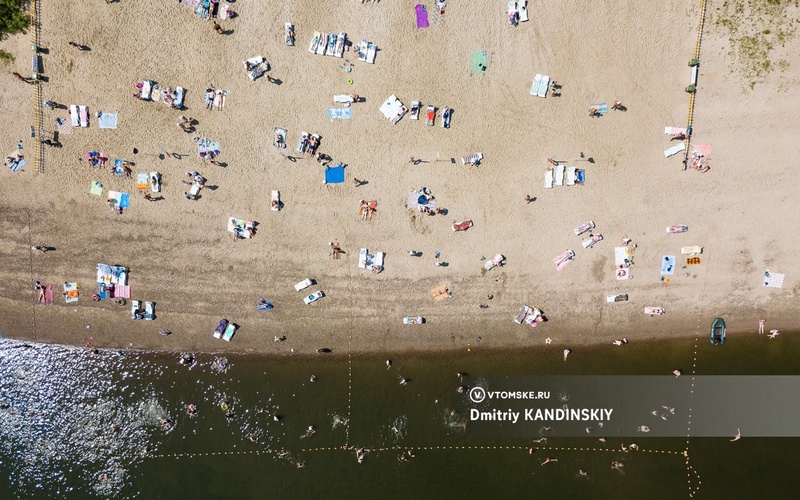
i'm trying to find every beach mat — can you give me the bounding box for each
[324,165,345,184]
[763,272,784,288]
[328,107,352,120]
[415,4,429,28]
[197,140,221,157]
[661,255,676,276]
[98,112,118,129]
[471,51,487,74]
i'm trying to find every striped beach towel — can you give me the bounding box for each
[115,285,131,299]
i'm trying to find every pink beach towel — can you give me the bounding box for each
[415,4,429,28]
[115,285,131,299]
[57,118,73,135]
[692,144,712,157]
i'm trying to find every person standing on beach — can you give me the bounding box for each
[213,22,224,34]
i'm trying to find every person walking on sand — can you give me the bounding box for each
[213,22,224,34]
[12,72,33,84]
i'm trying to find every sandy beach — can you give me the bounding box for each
[1,0,799,356]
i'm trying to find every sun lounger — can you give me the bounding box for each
[681,246,702,256]
[325,33,337,56]
[243,55,264,70]
[69,105,80,126]
[271,190,281,211]
[644,306,665,315]
[79,106,88,127]
[582,233,603,249]
[317,32,328,55]
[149,172,161,193]
[358,39,369,62]
[410,101,420,120]
[426,105,435,126]
[213,319,229,339]
[333,32,346,58]
[574,221,594,236]
[222,323,237,341]
[334,94,355,104]
[667,225,688,233]
[606,294,628,303]
[131,300,142,319]
[462,152,483,165]
[144,301,155,320]
[189,182,201,197]
[661,255,676,276]
[514,305,531,324]
[366,43,377,64]
[273,127,287,148]
[665,126,687,135]
[135,173,148,191]
[294,278,315,291]
[309,32,322,53]
[554,249,575,270]
[567,166,577,186]
[554,164,565,186]
[173,86,185,109]
[664,143,686,158]
[140,80,153,100]
[249,61,269,81]
[544,168,554,188]
[285,23,295,46]
[518,0,529,21]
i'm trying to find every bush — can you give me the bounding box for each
[0,0,30,38]
[0,49,15,63]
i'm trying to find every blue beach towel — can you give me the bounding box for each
[324,164,346,184]
[8,158,25,172]
[328,107,352,120]
[98,112,118,129]
[661,255,676,276]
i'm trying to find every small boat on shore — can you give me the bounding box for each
[711,317,726,345]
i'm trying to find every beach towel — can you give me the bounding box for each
[7,158,25,172]
[544,168,553,189]
[461,152,483,165]
[531,75,550,98]
[589,102,608,115]
[98,112,118,129]
[664,126,687,135]
[108,191,130,208]
[407,191,437,211]
[664,143,685,158]
[56,117,73,135]
[79,106,88,127]
[69,105,79,127]
[328,107,352,120]
[197,141,221,158]
[692,144,712,157]
[97,283,108,300]
[89,181,103,196]
[63,282,79,303]
[554,164,565,186]
[258,297,274,311]
[415,4,429,28]
[518,0,529,21]
[115,285,131,299]
[228,217,255,237]
[661,255,676,276]
[471,51,488,74]
[763,271,784,288]
[137,173,148,191]
[325,165,346,184]
[44,285,54,305]
[554,249,574,271]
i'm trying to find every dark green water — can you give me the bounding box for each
[1,333,799,498]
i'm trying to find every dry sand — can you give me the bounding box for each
[1,0,799,356]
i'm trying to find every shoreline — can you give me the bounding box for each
[1,0,799,358]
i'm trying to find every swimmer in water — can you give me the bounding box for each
[310,374,317,382]
[386,359,392,369]
[188,404,197,416]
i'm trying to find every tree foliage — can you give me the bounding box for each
[0,0,30,38]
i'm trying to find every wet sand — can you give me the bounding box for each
[0,0,799,355]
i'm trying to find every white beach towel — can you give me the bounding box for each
[544,168,554,189]
[664,143,686,158]
[69,105,79,127]
[518,0,529,22]
[554,164,565,186]
[763,272,784,288]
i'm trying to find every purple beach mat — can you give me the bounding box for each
[415,4,429,28]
